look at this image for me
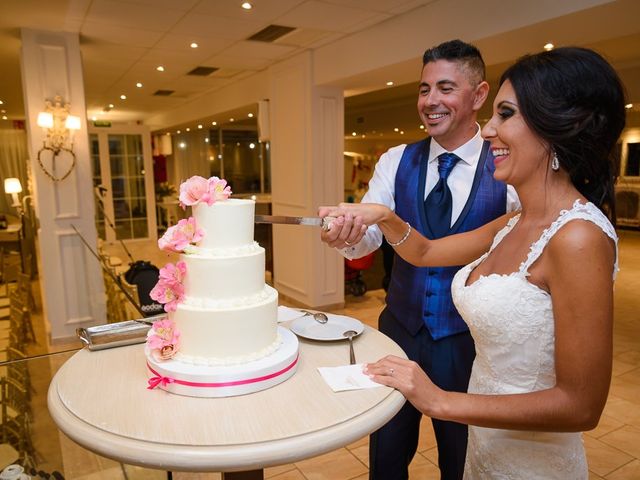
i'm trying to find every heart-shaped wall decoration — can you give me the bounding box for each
[37,146,76,182]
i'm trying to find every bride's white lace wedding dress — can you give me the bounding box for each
[451,200,618,479]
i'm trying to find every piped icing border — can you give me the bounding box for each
[184,241,262,258]
[181,284,277,310]
[174,333,283,366]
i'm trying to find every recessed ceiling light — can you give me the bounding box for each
[241,2,253,10]
[0,100,4,105]
[229,118,234,122]
[394,127,399,132]
[198,124,203,129]
[109,103,114,108]
[165,132,170,136]
[190,42,198,49]
[1,115,7,120]
[157,66,165,72]
[186,127,191,132]
[136,82,143,88]
[0,110,5,114]
[543,43,554,51]
[419,125,425,129]
[211,121,217,126]
[249,143,255,149]
[386,81,394,86]
[177,130,181,134]
[179,142,187,149]
[205,138,209,143]
[248,113,254,118]
[352,132,357,136]
[120,94,127,100]
[625,103,633,109]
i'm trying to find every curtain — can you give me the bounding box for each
[0,129,30,214]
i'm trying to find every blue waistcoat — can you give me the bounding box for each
[386,138,507,339]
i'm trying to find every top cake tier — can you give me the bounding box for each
[192,198,255,250]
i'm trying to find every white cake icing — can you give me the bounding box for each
[146,182,298,397]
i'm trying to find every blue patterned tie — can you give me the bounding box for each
[424,152,461,238]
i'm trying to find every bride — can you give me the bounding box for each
[320,47,625,479]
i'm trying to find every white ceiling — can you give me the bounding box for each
[0,0,434,123]
[2,0,640,141]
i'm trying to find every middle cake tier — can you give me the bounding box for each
[180,245,266,300]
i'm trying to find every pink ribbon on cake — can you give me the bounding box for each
[147,374,175,390]
[146,354,299,390]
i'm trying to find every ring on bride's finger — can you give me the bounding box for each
[344,240,352,246]
[389,368,394,376]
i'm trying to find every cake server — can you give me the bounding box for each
[255,215,335,230]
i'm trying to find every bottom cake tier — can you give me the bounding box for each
[145,326,299,398]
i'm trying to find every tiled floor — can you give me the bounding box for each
[20,229,640,479]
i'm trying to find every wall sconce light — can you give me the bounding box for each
[36,95,81,182]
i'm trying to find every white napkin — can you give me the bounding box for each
[277,305,305,323]
[317,364,384,392]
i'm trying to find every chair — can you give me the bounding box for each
[8,289,34,344]
[0,377,35,469]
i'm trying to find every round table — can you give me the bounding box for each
[48,325,406,477]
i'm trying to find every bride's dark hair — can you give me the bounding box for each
[500,47,626,223]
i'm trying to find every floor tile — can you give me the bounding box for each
[583,435,634,477]
[295,448,367,480]
[408,452,440,479]
[585,414,625,439]
[606,459,640,480]
[599,424,640,458]
[265,463,297,478]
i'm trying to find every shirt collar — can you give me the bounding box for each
[428,123,484,166]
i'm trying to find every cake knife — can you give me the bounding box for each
[255,215,335,230]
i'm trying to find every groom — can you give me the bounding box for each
[321,39,518,479]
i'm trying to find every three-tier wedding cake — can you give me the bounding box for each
[145,176,298,397]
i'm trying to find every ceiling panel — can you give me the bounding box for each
[192,0,305,21]
[322,0,426,14]
[274,0,385,32]
[200,53,271,71]
[80,22,165,48]
[219,41,298,60]
[85,0,185,31]
[170,12,264,40]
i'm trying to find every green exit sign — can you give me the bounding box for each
[93,120,112,127]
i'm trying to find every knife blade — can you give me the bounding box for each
[255,215,334,230]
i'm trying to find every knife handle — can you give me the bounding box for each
[321,216,336,231]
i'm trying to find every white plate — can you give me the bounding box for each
[289,313,364,341]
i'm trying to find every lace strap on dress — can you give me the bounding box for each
[488,214,520,252]
[519,200,619,279]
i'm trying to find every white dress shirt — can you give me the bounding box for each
[342,125,520,259]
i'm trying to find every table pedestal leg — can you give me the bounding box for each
[221,470,264,480]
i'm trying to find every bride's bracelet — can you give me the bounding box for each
[386,222,412,247]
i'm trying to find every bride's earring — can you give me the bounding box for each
[551,151,560,171]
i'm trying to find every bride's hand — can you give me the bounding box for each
[318,203,392,227]
[363,355,444,418]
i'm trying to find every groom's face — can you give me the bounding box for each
[417,59,486,151]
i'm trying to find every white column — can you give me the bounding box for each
[20,29,105,341]
[269,52,345,308]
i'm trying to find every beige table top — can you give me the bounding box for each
[47,325,407,472]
